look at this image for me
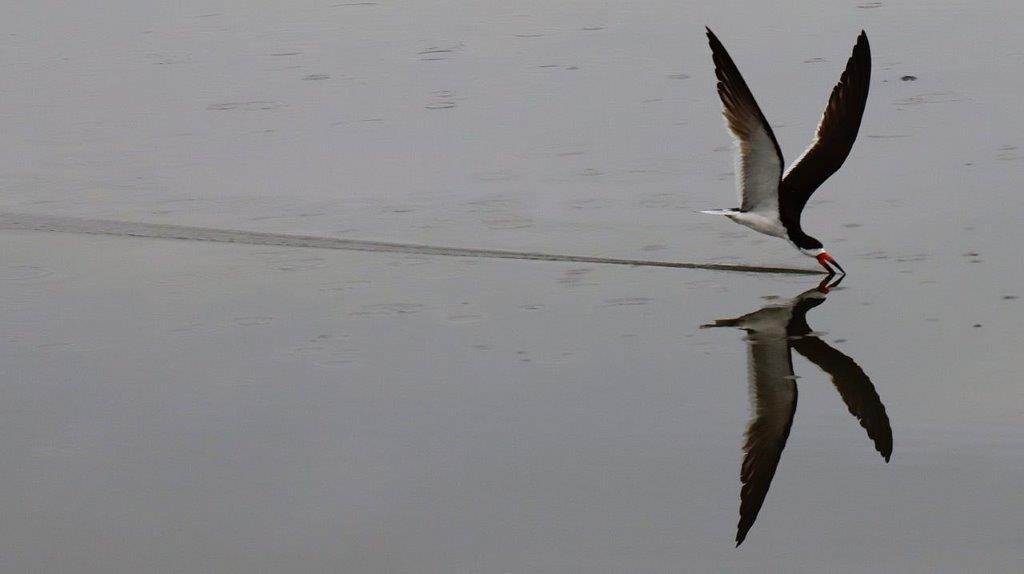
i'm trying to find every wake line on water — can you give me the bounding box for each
[0,213,820,275]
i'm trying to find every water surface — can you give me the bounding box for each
[2,1,1022,572]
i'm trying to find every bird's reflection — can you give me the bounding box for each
[702,276,892,546]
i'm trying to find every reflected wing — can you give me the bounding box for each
[780,32,871,222]
[790,336,892,461]
[736,334,797,546]
[707,28,784,213]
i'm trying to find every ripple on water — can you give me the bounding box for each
[232,316,274,327]
[290,334,359,366]
[559,267,592,286]
[351,302,427,316]
[603,297,654,307]
[0,265,66,284]
[206,101,285,111]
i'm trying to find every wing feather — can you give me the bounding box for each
[736,332,797,546]
[706,304,799,546]
[781,31,871,222]
[790,336,892,461]
[707,28,784,213]
[787,291,892,461]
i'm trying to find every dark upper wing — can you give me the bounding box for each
[786,293,892,461]
[706,28,784,213]
[780,31,871,222]
[790,336,893,461]
[736,333,797,546]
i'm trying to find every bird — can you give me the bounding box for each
[701,28,871,275]
[702,276,892,545]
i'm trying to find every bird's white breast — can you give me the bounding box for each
[727,211,789,239]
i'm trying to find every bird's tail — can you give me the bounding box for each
[700,318,742,329]
[699,209,741,216]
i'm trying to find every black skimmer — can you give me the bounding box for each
[701,29,871,275]
[702,277,892,545]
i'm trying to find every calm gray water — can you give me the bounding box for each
[2,1,1022,572]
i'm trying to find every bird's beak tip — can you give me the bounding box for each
[816,252,845,275]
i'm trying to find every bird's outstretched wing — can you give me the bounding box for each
[707,28,784,214]
[780,32,871,223]
[786,294,892,461]
[701,304,797,546]
[736,332,798,546]
[793,339,892,461]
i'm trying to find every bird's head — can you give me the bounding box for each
[800,246,845,275]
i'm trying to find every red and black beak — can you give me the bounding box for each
[815,252,845,275]
[816,273,845,293]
